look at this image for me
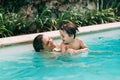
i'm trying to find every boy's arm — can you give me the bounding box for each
[60,43,68,53]
[67,39,88,54]
[79,39,88,52]
[67,48,88,54]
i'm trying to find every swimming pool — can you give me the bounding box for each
[0,28,120,80]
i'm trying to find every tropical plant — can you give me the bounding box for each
[0,13,13,37]
[0,25,13,38]
[56,8,73,28]
[0,12,32,37]
[0,0,119,38]
[99,0,120,15]
[34,8,57,32]
[0,0,28,13]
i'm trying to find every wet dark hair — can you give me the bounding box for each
[33,34,44,52]
[60,22,79,39]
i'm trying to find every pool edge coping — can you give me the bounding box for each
[0,22,120,47]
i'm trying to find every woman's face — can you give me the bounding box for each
[42,36,55,51]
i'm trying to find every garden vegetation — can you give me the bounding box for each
[0,0,120,38]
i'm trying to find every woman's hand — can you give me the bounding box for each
[52,48,61,52]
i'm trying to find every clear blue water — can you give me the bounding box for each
[0,29,120,80]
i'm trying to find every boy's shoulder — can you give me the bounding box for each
[75,38,85,44]
[75,37,83,41]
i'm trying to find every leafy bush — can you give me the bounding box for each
[0,0,120,38]
[0,12,33,37]
[34,8,57,32]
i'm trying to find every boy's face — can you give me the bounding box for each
[59,30,74,44]
[42,36,55,51]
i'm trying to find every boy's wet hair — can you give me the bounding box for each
[60,22,79,39]
[33,34,44,52]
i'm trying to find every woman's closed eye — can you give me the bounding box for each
[46,38,50,46]
[46,41,49,45]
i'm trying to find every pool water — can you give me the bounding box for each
[0,29,120,80]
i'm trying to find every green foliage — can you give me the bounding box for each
[82,8,118,25]
[0,25,13,38]
[99,0,120,16]
[56,8,74,28]
[0,0,28,13]
[0,12,33,37]
[0,1,120,38]
[0,13,13,37]
[34,8,57,32]
[56,7,120,27]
